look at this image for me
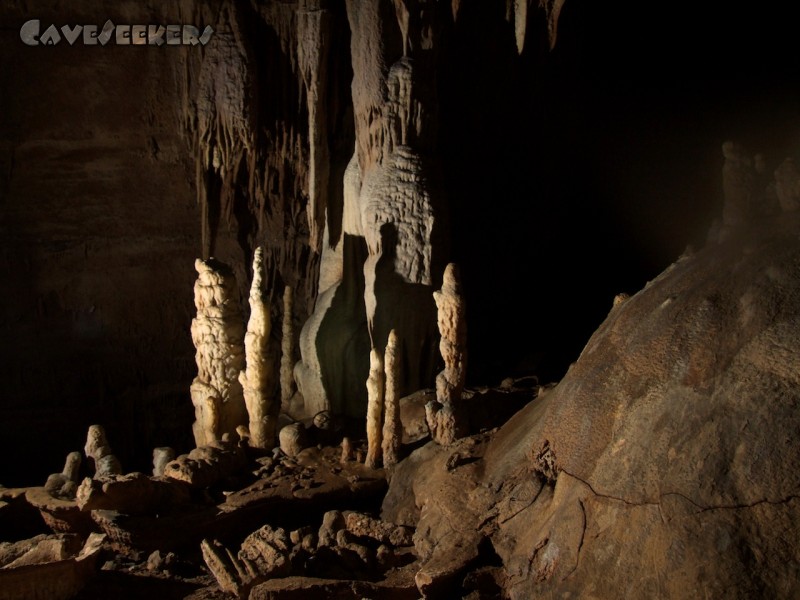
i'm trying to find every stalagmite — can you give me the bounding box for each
[239,248,277,449]
[44,452,83,499]
[365,348,385,469]
[340,437,354,463]
[381,330,402,467]
[426,263,468,445]
[83,425,122,477]
[280,286,296,413]
[152,447,176,477]
[190,258,247,447]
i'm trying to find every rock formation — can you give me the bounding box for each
[44,452,82,500]
[382,329,403,467]
[278,423,310,458]
[190,258,247,447]
[426,263,467,445]
[162,441,246,489]
[83,425,122,478]
[365,348,385,469]
[239,247,278,449]
[280,286,297,414]
[383,214,800,599]
[152,447,175,478]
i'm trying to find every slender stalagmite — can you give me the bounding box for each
[365,348,385,469]
[239,247,277,449]
[280,286,296,413]
[382,329,402,467]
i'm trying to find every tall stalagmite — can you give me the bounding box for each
[382,329,402,467]
[239,248,277,449]
[190,258,247,447]
[426,263,467,445]
[365,348,385,469]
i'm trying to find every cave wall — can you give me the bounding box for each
[0,2,204,485]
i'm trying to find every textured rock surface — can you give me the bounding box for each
[190,259,247,446]
[365,348,385,469]
[384,217,800,598]
[426,263,467,445]
[163,441,246,489]
[382,330,403,467]
[239,247,278,449]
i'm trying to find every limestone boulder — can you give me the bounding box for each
[384,217,800,598]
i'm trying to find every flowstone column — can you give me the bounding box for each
[239,248,278,449]
[425,263,467,445]
[190,258,247,447]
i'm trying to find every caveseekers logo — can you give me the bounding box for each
[20,19,214,46]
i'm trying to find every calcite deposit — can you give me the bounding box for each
[190,258,247,447]
[365,348,385,470]
[382,329,403,467]
[426,263,468,445]
[239,247,278,449]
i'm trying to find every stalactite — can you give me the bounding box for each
[297,1,332,253]
[541,0,565,50]
[514,0,528,55]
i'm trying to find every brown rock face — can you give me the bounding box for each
[384,218,800,598]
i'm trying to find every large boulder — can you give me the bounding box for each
[384,217,800,599]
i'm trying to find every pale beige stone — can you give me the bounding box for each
[239,247,277,449]
[365,348,385,469]
[190,258,246,447]
[382,329,402,467]
[426,263,468,445]
[152,447,175,477]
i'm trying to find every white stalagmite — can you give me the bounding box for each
[239,247,277,449]
[280,286,296,412]
[365,348,385,469]
[382,329,402,467]
[190,259,247,447]
[426,263,468,445]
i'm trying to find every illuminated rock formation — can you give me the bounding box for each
[365,348,385,469]
[190,258,247,447]
[239,248,277,449]
[426,263,467,445]
[84,425,122,478]
[381,330,402,467]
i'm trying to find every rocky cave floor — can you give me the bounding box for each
[0,379,538,600]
